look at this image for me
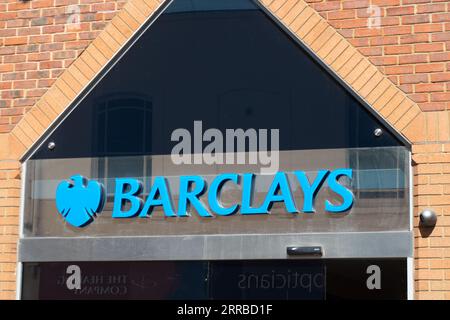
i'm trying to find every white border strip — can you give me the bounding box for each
[15,161,27,300]
[407,150,414,300]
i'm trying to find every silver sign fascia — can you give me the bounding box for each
[19,146,412,261]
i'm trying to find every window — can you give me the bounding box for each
[92,94,153,193]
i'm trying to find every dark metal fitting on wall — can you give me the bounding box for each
[420,209,437,228]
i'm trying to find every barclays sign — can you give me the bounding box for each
[56,169,354,228]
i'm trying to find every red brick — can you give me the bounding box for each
[2,72,24,81]
[1,90,23,100]
[51,69,64,78]
[431,93,450,102]
[4,37,27,46]
[0,12,18,21]
[386,6,414,16]
[27,52,51,62]
[415,43,444,53]
[369,56,398,66]
[0,82,12,90]
[40,43,63,52]
[79,31,101,40]
[29,35,52,44]
[41,8,64,17]
[433,13,450,23]
[26,71,50,80]
[7,2,31,11]
[356,8,378,18]
[430,52,450,62]
[42,25,65,34]
[16,44,39,54]
[385,65,413,75]
[334,18,368,29]
[13,98,35,107]
[415,23,443,33]
[0,47,16,56]
[415,63,445,73]
[32,0,56,9]
[52,51,76,60]
[343,0,370,9]
[13,80,36,90]
[39,61,63,70]
[31,16,53,27]
[432,33,450,42]
[398,83,413,93]
[38,78,55,88]
[409,93,428,103]
[3,55,26,64]
[416,83,445,92]
[328,10,355,21]
[384,25,412,35]
[17,10,40,19]
[403,14,430,25]
[64,40,91,50]
[370,36,398,46]
[0,29,17,37]
[359,47,383,56]
[0,64,14,73]
[26,89,47,98]
[54,33,77,42]
[417,3,446,14]
[91,3,116,12]
[337,29,353,38]
[431,73,450,82]
[385,45,412,55]
[0,107,24,116]
[17,27,41,36]
[401,0,427,3]
[0,125,15,133]
[400,34,429,44]
[349,38,369,47]
[15,63,38,71]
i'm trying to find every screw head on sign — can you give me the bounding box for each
[373,128,383,137]
[48,141,56,150]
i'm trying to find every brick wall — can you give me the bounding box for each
[306,0,450,112]
[410,142,450,299]
[1,0,450,299]
[0,0,126,134]
[0,159,20,299]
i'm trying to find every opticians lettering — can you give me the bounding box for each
[56,169,353,228]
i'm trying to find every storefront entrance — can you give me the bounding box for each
[17,0,413,300]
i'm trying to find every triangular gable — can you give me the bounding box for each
[8,0,424,161]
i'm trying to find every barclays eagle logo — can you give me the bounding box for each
[56,175,105,228]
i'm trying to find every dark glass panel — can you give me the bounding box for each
[32,0,402,160]
[21,259,407,300]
